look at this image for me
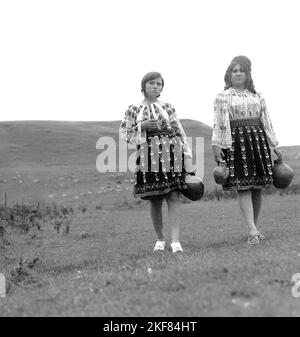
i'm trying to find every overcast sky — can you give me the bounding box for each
[1,0,299,146]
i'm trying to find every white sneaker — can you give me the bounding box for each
[154,241,165,252]
[171,241,183,253]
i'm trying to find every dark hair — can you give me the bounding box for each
[224,56,256,94]
[141,71,164,97]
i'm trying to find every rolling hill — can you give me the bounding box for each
[0,120,299,206]
[0,119,214,173]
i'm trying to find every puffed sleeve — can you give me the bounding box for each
[119,105,146,145]
[212,92,232,149]
[166,103,192,158]
[258,94,279,148]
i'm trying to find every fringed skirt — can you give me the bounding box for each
[134,130,186,200]
[222,118,273,190]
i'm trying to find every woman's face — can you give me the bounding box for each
[231,64,247,88]
[145,77,163,98]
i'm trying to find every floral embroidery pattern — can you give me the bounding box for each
[212,89,279,148]
[223,119,274,190]
[119,101,192,199]
[120,102,192,158]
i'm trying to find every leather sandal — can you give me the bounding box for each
[256,232,265,240]
[247,234,259,245]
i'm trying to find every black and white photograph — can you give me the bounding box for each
[0,0,300,322]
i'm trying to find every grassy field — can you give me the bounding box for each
[0,120,299,206]
[1,193,300,317]
[0,120,300,317]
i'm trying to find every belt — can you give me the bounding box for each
[230,118,261,128]
[147,129,173,137]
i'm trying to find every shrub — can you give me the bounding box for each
[0,204,42,233]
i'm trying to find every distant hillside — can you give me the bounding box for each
[0,120,299,189]
[0,121,118,168]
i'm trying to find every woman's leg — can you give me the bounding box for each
[150,196,164,240]
[165,190,180,243]
[252,189,262,227]
[238,189,259,235]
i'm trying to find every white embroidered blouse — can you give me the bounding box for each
[212,88,279,149]
[119,101,192,158]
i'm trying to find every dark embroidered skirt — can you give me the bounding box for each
[222,118,273,190]
[134,130,186,200]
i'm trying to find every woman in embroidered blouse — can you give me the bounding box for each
[212,56,283,244]
[120,71,194,253]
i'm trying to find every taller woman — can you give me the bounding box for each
[212,56,283,244]
[120,72,194,253]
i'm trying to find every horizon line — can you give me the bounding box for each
[0,120,298,147]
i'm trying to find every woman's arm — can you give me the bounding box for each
[167,104,192,156]
[165,103,195,172]
[119,105,146,145]
[212,93,232,148]
[259,94,279,148]
[259,93,282,160]
[211,92,232,163]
